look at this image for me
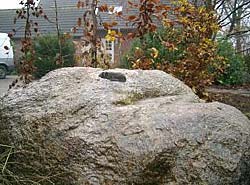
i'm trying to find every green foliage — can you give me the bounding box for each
[122,28,184,69]
[33,34,75,79]
[216,39,248,85]
[243,54,250,74]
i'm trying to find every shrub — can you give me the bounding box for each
[33,34,75,79]
[243,54,250,74]
[123,0,225,97]
[216,39,248,85]
[121,28,185,69]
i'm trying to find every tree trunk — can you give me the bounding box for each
[91,0,98,67]
[235,5,243,53]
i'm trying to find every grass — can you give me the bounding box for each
[0,144,15,185]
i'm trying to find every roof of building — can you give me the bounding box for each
[0,0,170,39]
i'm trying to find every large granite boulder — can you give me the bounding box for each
[0,67,249,185]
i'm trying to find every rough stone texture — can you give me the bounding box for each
[0,67,249,185]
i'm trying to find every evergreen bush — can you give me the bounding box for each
[33,34,75,78]
[243,54,250,74]
[121,28,184,69]
[216,39,248,85]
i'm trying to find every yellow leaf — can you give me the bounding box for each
[150,47,159,58]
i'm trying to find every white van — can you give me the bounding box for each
[0,33,14,79]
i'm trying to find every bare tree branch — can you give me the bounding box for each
[218,0,250,25]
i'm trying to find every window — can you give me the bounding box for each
[102,39,114,63]
[108,53,112,60]
[105,40,113,51]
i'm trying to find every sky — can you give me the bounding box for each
[0,0,40,9]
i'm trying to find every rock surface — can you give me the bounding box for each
[0,67,249,185]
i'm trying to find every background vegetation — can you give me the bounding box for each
[122,0,226,97]
[33,35,75,79]
[216,39,248,85]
